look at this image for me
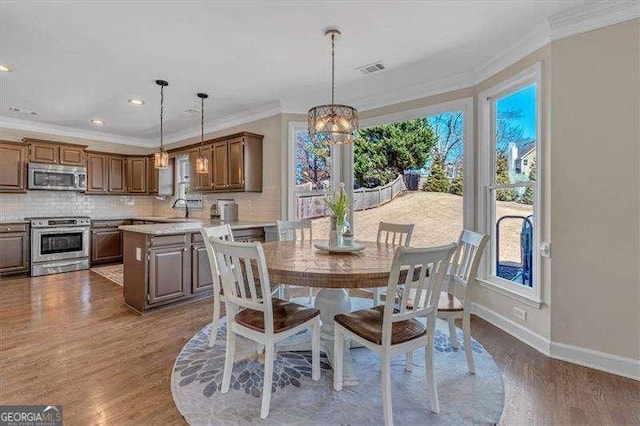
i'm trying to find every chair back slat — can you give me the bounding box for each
[377,222,414,247]
[448,230,489,303]
[212,240,274,333]
[382,244,457,338]
[200,225,235,296]
[277,220,312,244]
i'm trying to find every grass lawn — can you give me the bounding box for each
[310,191,532,263]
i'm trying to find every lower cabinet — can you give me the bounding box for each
[191,243,214,293]
[91,220,129,265]
[0,224,30,276]
[148,245,190,304]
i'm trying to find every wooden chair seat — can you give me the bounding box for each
[334,306,426,345]
[236,298,320,333]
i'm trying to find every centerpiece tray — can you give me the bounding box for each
[313,240,366,253]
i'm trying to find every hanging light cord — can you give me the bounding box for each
[200,96,204,150]
[160,84,164,151]
[331,32,335,106]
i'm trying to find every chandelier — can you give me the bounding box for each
[154,79,169,169]
[195,92,209,174]
[308,29,358,145]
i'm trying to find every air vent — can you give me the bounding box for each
[183,108,198,114]
[355,61,386,75]
[9,106,37,115]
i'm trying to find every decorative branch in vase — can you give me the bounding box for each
[324,182,351,246]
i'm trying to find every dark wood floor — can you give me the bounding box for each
[1,271,638,425]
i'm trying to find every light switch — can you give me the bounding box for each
[136,247,142,261]
[540,242,551,258]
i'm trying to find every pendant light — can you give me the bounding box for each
[308,28,358,145]
[195,92,209,174]
[154,79,169,169]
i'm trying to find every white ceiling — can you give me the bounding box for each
[0,0,598,146]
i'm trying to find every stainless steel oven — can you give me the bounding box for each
[29,217,91,276]
[28,163,87,191]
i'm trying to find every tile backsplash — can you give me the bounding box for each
[0,192,154,221]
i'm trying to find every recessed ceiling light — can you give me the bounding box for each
[91,119,104,126]
[128,99,145,106]
[0,65,11,72]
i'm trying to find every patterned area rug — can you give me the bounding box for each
[171,304,504,425]
[90,264,123,286]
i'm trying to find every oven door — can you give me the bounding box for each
[32,227,90,263]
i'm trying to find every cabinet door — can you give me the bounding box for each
[29,142,59,164]
[91,229,122,264]
[0,143,27,193]
[108,156,127,193]
[86,153,108,193]
[188,149,201,190]
[147,156,158,193]
[192,244,214,293]
[148,246,190,304]
[0,232,29,275]
[127,157,147,193]
[59,146,84,166]
[228,138,245,190]
[212,141,229,190]
[158,157,175,196]
[196,146,213,191]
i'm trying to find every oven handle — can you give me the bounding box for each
[32,227,90,234]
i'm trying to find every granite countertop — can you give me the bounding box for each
[119,220,276,235]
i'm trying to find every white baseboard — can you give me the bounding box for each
[472,303,640,381]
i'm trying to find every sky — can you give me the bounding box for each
[496,83,537,140]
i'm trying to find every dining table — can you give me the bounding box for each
[261,239,406,386]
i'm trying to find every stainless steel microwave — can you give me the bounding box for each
[28,162,87,191]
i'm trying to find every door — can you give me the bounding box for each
[0,143,26,192]
[212,141,229,190]
[86,153,108,193]
[127,157,147,193]
[191,243,213,293]
[0,231,29,275]
[148,246,190,304]
[59,146,84,166]
[147,156,158,193]
[228,138,245,190]
[108,156,126,193]
[197,146,213,191]
[29,142,58,164]
[91,229,122,263]
[188,149,201,190]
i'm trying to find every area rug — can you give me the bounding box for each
[90,264,123,286]
[171,307,505,425]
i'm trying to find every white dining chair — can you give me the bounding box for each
[333,243,457,425]
[276,219,314,304]
[437,230,489,374]
[213,238,321,420]
[201,224,234,348]
[365,222,415,306]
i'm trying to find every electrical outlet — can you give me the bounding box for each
[136,247,142,261]
[513,307,527,322]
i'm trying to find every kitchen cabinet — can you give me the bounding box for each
[23,139,86,166]
[0,142,27,193]
[86,153,108,193]
[0,223,29,276]
[147,156,175,196]
[108,156,127,193]
[126,157,147,193]
[91,220,129,265]
[211,134,262,192]
[211,141,229,191]
[148,245,190,304]
[191,243,213,293]
[188,148,213,191]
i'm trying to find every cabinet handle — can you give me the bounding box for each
[5,227,10,231]
[183,247,188,252]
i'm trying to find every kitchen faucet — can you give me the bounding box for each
[172,198,189,218]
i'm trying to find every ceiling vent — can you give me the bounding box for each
[183,108,198,114]
[355,61,386,75]
[9,106,37,115]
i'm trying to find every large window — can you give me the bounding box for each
[480,64,541,302]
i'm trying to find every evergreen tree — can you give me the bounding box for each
[423,161,450,193]
[449,172,463,196]
[521,158,536,204]
[496,153,517,201]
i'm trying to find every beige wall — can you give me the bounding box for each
[550,19,640,360]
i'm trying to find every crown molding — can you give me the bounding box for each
[162,101,281,145]
[0,115,152,147]
[549,0,640,41]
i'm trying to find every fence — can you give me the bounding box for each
[295,175,407,220]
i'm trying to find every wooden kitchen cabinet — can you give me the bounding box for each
[0,141,27,193]
[127,157,147,193]
[23,139,86,166]
[147,156,175,196]
[108,156,127,193]
[91,220,129,265]
[0,223,29,276]
[188,148,213,191]
[147,245,190,305]
[211,141,229,191]
[59,145,85,166]
[86,153,108,193]
[211,134,262,192]
[29,141,58,164]
[191,243,213,293]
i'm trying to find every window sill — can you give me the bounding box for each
[477,278,542,309]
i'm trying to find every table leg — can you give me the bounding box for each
[314,288,358,386]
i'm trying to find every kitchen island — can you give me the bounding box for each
[119,220,276,313]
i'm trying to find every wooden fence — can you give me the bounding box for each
[295,175,407,220]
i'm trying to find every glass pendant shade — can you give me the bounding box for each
[195,92,209,173]
[195,152,208,174]
[308,103,358,144]
[154,149,169,169]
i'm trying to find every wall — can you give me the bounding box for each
[551,19,640,361]
[153,114,282,222]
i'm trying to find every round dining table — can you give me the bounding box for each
[261,239,402,386]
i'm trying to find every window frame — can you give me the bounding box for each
[478,62,542,304]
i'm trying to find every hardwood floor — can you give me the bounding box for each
[1,271,638,425]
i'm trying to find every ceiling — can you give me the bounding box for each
[0,0,595,146]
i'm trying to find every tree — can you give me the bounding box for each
[430,112,464,169]
[449,172,463,196]
[496,110,525,152]
[496,153,517,201]
[296,132,330,188]
[423,161,450,193]
[521,158,536,204]
[355,118,437,188]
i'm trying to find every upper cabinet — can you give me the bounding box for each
[108,155,127,193]
[86,152,127,194]
[23,139,86,166]
[148,155,175,196]
[126,156,147,193]
[207,133,263,193]
[0,141,27,193]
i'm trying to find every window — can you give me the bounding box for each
[479,64,541,302]
[176,155,203,209]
